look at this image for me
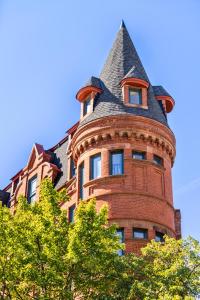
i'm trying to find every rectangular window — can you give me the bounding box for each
[83,98,91,116]
[27,175,37,204]
[70,158,76,178]
[155,231,165,242]
[110,150,124,175]
[129,88,142,105]
[90,153,101,180]
[153,154,163,166]
[133,228,148,239]
[79,162,84,199]
[116,228,124,256]
[133,151,146,160]
[69,204,76,223]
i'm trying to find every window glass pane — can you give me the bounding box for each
[129,88,142,105]
[116,228,124,256]
[79,163,84,199]
[30,194,36,203]
[110,151,124,175]
[69,204,76,223]
[133,151,146,160]
[28,176,37,204]
[30,178,37,195]
[133,228,148,239]
[155,232,165,242]
[91,154,101,180]
[83,98,91,116]
[153,155,163,166]
[70,159,76,178]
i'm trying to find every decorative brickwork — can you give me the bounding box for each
[66,114,177,253]
[8,144,60,210]
[1,21,181,255]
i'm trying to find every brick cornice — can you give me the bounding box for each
[70,115,176,165]
[75,115,175,142]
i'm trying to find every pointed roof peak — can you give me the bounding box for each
[100,22,149,97]
[79,23,169,128]
[120,19,126,29]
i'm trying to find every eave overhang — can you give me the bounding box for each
[76,86,102,102]
[121,77,149,88]
[155,95,175,113]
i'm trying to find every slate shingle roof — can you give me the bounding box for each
[79,21,169,128]
[84,76,102,89]
[123,65,147,81]
[152,85,172,98]
[2,137,69,192]
[51,137,69,190]
[99,21,149,96]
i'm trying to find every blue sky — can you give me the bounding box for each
[0,0,200,240]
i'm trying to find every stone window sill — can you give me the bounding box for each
[125,103,148,109]
[83,174,127,187]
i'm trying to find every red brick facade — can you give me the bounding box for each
[67,115,180,253]
[6,144,60,212]
[1,22,181,254]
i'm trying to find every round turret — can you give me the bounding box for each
[69,22,179,254]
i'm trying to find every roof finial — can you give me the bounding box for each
[120,19,126,29]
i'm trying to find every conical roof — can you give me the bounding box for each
[152,86,171,97]
[100,21,149,99]
[84,76,102,89]
[79,22,169,127]
[123,65,147,81]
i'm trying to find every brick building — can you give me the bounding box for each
[0,21,181,253]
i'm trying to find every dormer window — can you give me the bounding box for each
[129,88,142,105]
[121,77,149,109]
[153,86,175,114]
[83,97,91,116]
[76,78,102,120]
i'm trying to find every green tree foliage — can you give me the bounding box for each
[67,199,124,299]
[0,179,199,299]
[0,180,71,299]
[126,237,200,300]
[0,179,122,299]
